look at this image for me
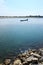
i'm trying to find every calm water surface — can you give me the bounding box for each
[0,18,43,60]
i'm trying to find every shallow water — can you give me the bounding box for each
[0,18,43,60]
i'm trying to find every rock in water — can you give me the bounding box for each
[0,64,3,65]
[13,59,22,65]
[31,52,41,58]
[39,57,43,62]
[27,56,38,62]
[4,59,11,65]
[39,48,43,56]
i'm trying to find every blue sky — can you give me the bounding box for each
[0,0,43,16]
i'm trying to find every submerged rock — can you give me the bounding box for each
[0,64,3,65]
[4,59,11,65]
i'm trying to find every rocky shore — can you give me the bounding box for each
[0,48,43,65]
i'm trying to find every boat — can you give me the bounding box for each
[20,19,28,22]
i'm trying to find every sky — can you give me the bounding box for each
[0,0,43,16]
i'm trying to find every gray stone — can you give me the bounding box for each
[39,48,43,56]
[31,53,41,58]
[39,57,43,62]
[27,56,38,63]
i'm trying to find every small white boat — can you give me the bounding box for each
[20,19,28,22]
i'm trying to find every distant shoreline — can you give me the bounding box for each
[0,16,43,18]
